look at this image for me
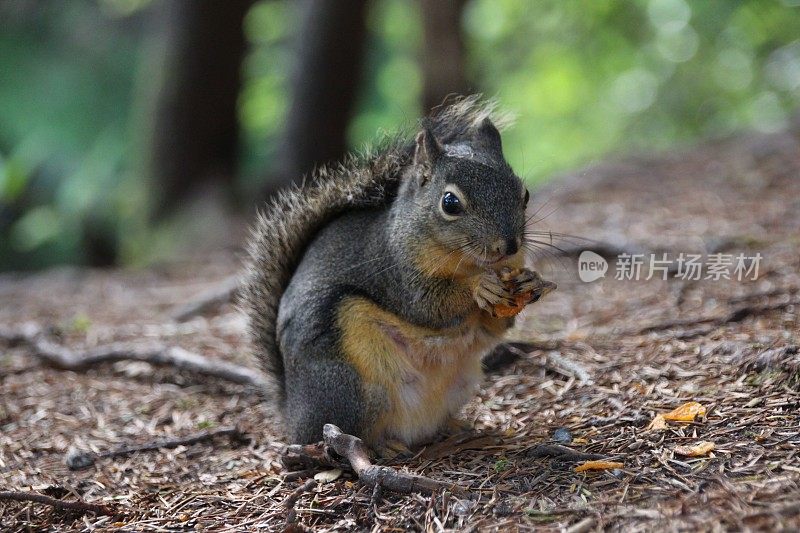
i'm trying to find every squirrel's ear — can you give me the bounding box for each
[476,118,504,158]
[414,128,442,185]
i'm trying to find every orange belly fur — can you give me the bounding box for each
[336,296,507,446]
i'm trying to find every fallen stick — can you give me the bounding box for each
[0,323,269,389]
[635,298,800,336]
[0,491,115,516]
[171,276,240,322]
[66,426,246,470]
[527,443,605,462]
[283,478,317,528]
[481,340,571,374]
[282,442,341,471]
[566,516,598,533]
[322,424,466,495]
[546,351,592,384]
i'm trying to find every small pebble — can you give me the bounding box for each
[65,447,96,470]
[453,498,475,517]
[553,428,572,444]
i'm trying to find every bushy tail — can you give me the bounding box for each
[240,95,511,400]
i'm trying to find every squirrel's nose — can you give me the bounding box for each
[493,237,519,257]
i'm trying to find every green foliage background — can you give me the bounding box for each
[2,0,799,270]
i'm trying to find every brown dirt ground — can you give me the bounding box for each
[1,125,799,532]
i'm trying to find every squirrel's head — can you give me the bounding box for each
[398,118,529,269]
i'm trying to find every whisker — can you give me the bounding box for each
[450,252,468,281]
[406,239,476,286]
[525,203,561,226]
[524,231,597,244]
[342,253,399,273]
[522,233,598,252]
[522,242,569,271]
[526,194,556,224]
[523,237,573,256]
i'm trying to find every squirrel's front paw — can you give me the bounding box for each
[473,270,515,313]
[508,268,557,304]
[478,267,557,317]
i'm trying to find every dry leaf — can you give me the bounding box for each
[663,401,706,422]
[574,460,624,472]
[314,468,342,482]
[647,414,668,430]
[674,441,715,457]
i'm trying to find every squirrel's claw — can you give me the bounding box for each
[511,269,557,303]
[474,270,514,312]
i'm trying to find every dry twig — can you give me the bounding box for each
[282,442,341,471]
[527,443,606,463]
[635,298,800,336]
[171,276,240,322]
[65,426,247,470]
[0,491,115,516]
[565,516,598,533]
[0,323,269,389]
[546,351,592,384]
[282,478,318,529]
[322,424,467,495]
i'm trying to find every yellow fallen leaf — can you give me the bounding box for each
[647,414,668,430]
[574,460,624,472]
[663,402,706,422]
[674,441,715,457]
[572,437,589,444]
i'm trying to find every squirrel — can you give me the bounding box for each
[241,96,556,457]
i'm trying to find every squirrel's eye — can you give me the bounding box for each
[524,189,530,206]
[441,191,464,216]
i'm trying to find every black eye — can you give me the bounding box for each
[524,189,530,206]
[441,191,464,216]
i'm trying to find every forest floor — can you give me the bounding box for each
[1,124,799,532]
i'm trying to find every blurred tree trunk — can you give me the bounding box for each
[420,0,470,113]
[145,0,253,220]
[268,0,369,194]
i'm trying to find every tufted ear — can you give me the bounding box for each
[475,118,504,159]
[413,127,442,185]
